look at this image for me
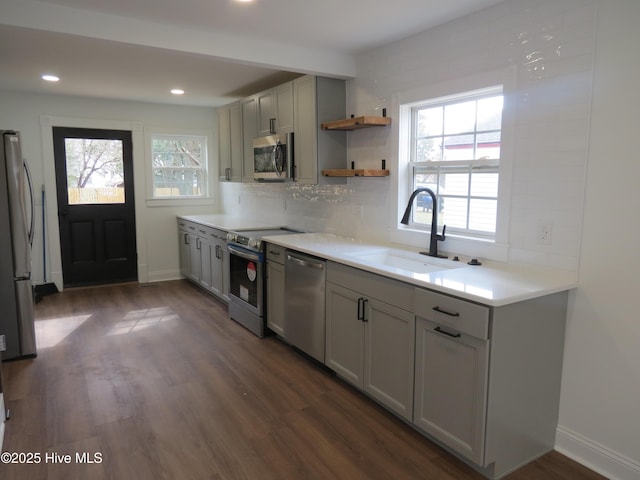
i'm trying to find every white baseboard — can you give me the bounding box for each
[556,425,640,480]
[145,269,182,283]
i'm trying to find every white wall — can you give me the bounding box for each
[0,91,218,286]
[556,2,640,479]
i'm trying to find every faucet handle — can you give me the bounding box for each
[438,224,447,241]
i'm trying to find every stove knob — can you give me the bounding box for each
[249,239,260,249]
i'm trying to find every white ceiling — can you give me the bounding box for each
[0,0,504,107]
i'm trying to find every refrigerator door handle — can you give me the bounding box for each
[24,159,35,247]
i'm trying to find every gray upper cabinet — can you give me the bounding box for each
[217,101,242,182]
[293,75,348,185]
[256,82,294,136]
[215,75,347,185]
[241,96,257,182]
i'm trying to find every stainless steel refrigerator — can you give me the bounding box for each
[0,130,36,360]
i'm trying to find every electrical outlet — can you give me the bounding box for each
[537,222,552,245]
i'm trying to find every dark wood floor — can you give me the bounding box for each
[1,280,603,480]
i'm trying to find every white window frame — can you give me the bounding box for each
[144,127,215,207]
[408,87,503,239]
[394,67,516,260]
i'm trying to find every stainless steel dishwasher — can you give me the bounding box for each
[284,250,326,363]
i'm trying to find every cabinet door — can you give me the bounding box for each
[187,232,201,282]
[218,103,242,182]
[364,299,415,421]
[325,282,364,386]
[241,97,257,181]
[266,260,285,337]
[229,102,243,182]
[208,240,222,298]
[274,82,294,133]
[178,230,191,278]
[217,106,232,181]
[414,317,488,465]
[199,236,213,291]
[293,75,317,184]
[256,90,274,136]
[213,238,230,302]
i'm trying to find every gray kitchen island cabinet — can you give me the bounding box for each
[325,261,415,421]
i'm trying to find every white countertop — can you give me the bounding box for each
[260,232,577,307]
[178,214,286,232]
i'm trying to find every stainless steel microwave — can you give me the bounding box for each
[253,132,293,181]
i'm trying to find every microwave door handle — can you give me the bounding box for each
[273,142,283,177]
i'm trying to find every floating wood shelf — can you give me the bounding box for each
[321,116,391,131]
[322,169,390,177]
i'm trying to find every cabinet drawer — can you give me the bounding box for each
[195,225,209,237]
[206,227,226,241]
[177,219,196,232]
[415,288,489,340]
[328,262,414,311]
[266,243,286,264]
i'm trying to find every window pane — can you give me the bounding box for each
[151,134,206,198]
[444,100,476,135]
[476,96,503,131]
[443,134,474,160]
[417,138,443,162]
[441,197,468,229]
[153,169,202,197]
[476,132,501,160]
[469,199,497,232]
[470,172,499,197]
[64,138,124,205]
[408,88,502,237]
[441,172,469,196]
[152,137,203,168]
[417,106,443,137]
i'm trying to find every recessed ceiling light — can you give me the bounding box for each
[42,74,60,82]
[235,0,254,3]
[171,88,185,95]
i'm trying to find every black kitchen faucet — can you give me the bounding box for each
[400,188,447,258]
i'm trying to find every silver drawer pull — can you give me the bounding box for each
[432,306,460,317]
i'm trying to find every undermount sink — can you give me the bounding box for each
[347,249,462,274]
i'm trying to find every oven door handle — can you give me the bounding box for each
[228,244,261,262]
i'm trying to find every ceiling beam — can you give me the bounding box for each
[1,0,356,79]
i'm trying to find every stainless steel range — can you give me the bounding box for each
[226,227,299,338]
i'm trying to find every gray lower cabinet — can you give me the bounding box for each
[206,229,229,302]
[266,243,286,337]
[177,219,229,302]
[325,262,415,421]
[414,286,568,479]
[414,316,488,465]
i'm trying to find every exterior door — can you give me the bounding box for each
[53,127,137,287]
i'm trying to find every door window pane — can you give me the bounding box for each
[64,138,125,205]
